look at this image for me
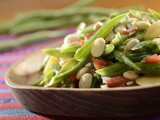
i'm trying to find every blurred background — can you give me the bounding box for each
[0,0,160,23]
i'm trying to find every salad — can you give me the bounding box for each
[34,9,160,88]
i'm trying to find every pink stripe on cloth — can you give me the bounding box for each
[0,93,12,98]
[0,104,22,110]
[0,116,53,120]
[0,85,9,89]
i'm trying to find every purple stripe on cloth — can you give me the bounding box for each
[0,109,36,116]
[0,81,6,85]
[0,56,23,61]
[0,98,16,104]
[0,89,11,94]
[0,64,12,68]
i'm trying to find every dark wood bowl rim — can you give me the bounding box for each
[5,60,160,92]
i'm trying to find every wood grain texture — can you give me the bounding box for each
[8,86,160,117]
[0,0,160,23]
[5,43,160,117]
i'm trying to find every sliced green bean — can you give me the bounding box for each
[104,44,115,55]
[96,63,130,77]
[135,63,160,73]
[75,13,129,61]
[49,57,90,87]
[127,53,148,62]
[61,46,80,53]
[110,32,121,46]
[77,22,86,34]
[43,48,74,58]
[114,51,140,70]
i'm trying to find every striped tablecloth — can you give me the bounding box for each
[0,28,75,120]
[0,28,160,120]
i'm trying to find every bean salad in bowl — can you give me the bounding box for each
[34,9,160,89]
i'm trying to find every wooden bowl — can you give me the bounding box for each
[5,42,160,117]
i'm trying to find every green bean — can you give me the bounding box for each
[121,53,140,70]
[33,77,44,86]
[91,73,101,88]
[129,10,157,23]
[110,32,121,46]
[10,15,95,35]
[43,70,55,84]
[49,57,90,87]
[116,45,124,51]
[104,44,115,55]
[68,0,98,9]
[129,10,150,19]
[0,6,143,35]
[0,30,66,51]
[15,7,115,23]
[75,13,129,61]
[81,24,95,36]
[123,31,146,45]
[61,46,80,53]
[131,41,150,51]
[148,8,160,19]
[127,53,148,62]
[77,22,86,34]
[131,40,160,53]
[96,63,130,77]
[146,41,160,53]
[59,58,79,73]
[43,48,74,58]
[135,63,160,74]
[114,51,140,70]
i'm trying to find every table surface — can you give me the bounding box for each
[1,0,160,119]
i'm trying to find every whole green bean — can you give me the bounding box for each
[0,30,67,51]
[148,8,160,19]
[0,6,143,35]
[68,0,98,9]
[10,15,95,35]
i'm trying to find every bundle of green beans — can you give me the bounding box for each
[0,0,143,52]
[34,9,160,88]
[0,0,143,35]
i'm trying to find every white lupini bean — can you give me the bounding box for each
[79,73,93,88]
[114,25,127,34]
[64,33,80,44]
[91,38,105,57]
[123,70,139,80]
[134,21,151,30]
[126,39,140,51]
[94,21,103,31]
[76,67,90,79]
